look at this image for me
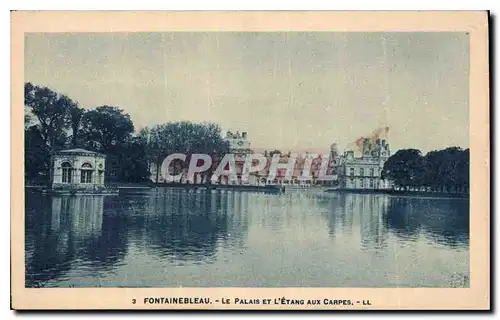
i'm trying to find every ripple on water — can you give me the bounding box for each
[24,191,469,287]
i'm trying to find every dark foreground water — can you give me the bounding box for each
[25,188,469,288]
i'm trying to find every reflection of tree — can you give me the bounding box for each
[124,188,248,262]
[417,199,469,247]
[318,193,468,251]
[384,197,422,240]
[385,197,469,247]
[25,194,117,287]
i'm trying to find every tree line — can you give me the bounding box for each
[24,83,229,185]
[382,147,469,194]
[25,83,470,191]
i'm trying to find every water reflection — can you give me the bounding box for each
[25,194,108,287]
[385,196,469,248]
[120,188,249,262]
[24,189,469,288]
[316,193,468,250]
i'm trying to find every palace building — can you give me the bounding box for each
[333,138,393,190]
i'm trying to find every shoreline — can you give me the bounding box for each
[123,182,283,193]
[26,183,469,199]
[326,188,469,199]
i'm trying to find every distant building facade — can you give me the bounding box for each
[51,149,106,189]
[334,138,393,190]
[218,130,254,184]
[255,153,335,187]
[147,130,393,189]
[225,130,253,156]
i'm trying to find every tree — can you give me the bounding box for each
[382,149,423,190]
[104,136,151,183]
[24,126,50,183]
[143,121,230,183]
[383,147,469,193]
[24,83,76,184]
[78,106,144,182]
[69,105,85,148]
[457,148,470,193]
[422,147,469,193]
[80,106,134,152]
[24,82,75,150]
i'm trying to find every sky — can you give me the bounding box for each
[25,32,469,154]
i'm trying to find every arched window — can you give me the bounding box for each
[81,163,93,184]
[61,162,72,183]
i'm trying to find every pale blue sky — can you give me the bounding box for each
[25,32,469,154]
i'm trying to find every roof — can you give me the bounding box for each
[55,148,105,157]
[59,148,96,153]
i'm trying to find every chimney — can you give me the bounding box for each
[363,138,370,155]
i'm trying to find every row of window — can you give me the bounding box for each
[60,161,101,184]
[348,167,378,177]
[349,178,377,188]
[61,169,95,183]
[61,162,94,169]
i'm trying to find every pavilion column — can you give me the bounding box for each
[72,168,78,184]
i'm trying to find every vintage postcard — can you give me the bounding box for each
[11,11,490,310]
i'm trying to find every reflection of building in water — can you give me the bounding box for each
[25,195,107,287]
[358,195,389,251]
[142,188,249,261]
[51,196,104,239]
[317,194,353,239]
[318,194,388,251]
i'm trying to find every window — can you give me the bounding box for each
[80,163,93,184]
[370,168,374,176]
[61,162,72,183]
[360,179,364,188]
[349,167,354,176]
[360,168,364,176]
[373,168,377,176]
[81,171,92,183]
[350,178,354,186]
[369,179,374,188]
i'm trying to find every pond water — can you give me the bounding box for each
[25,188,469,288]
